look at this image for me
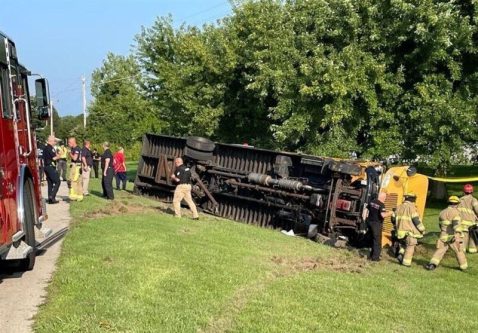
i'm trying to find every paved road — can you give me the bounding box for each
[0,182,71,333]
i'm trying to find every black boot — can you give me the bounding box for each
[397,254,404,264]
[425,263,437,271]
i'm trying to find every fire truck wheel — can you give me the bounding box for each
[186,136,215,152]
[21,178,36,271]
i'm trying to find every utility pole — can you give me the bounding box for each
[82,75,86,128]
[50,100,54,137]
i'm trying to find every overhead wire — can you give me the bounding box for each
[177,1,230,22]
[51,86,81,98]
[43,2,232,115]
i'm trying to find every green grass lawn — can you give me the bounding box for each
[34,166,478,333]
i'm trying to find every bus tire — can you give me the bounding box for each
[186,136,215,152]
[184,146,214,161]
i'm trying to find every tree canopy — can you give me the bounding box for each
[87,53,161,146]
[88,0,478,171]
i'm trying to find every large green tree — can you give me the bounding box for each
[88,53,161,146]
[136,17,238,139]
[108,0,478,170]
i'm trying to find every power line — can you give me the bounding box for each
[191,9,232,26]
[51,86,81,98]
[55,77,79,91]
[178,1,230,22]
[43,2,233,107]
[51,74,140,101]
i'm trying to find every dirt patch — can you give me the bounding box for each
[414,244,435,257]
[201,254,368,333]
[270,254,368,275]
[103,256,113,263]
[85,201,160,219]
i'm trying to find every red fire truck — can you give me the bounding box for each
[0,31,52,270]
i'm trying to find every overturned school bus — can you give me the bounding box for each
[134,134,429,247]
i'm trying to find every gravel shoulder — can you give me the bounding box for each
[0,182,71,333]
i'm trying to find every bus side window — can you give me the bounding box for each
[0,66,12,119]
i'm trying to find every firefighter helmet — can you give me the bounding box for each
[464,184,474,194]
[448,196,460,204]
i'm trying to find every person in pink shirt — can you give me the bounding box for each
[114,147,127,190]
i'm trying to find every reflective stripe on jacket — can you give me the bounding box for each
[458,194,478,227]
[396,201,425,239]
[439,206,463,242]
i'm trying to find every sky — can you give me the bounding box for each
[0,0,232,116]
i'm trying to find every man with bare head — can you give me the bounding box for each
[68,137,83,201]
[101,142,115,200]
[43,135,61,204]
[171,157,199,220]
[366,192,393,261]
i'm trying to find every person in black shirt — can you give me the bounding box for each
[43,136,61,204]
[101,142,114,200]
[92,148,101,178]
[68,137,83,201]
[366,192,393,261]
[81,140,93,196]
[171,158,198,219]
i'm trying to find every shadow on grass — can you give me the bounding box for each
[413,258,429,267]
[421,231,440,245]
[90,190,106,198]
[156,206,175,215]
[424,199,448,209]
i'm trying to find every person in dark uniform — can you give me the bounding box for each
[101,142,114,200]
[43,135,61,204]
[92,148,101,178]
[171,157,199,219]
[366,192,393,261]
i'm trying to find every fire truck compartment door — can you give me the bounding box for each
[0,65,18,245]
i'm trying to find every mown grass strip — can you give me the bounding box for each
[34,170,478,333]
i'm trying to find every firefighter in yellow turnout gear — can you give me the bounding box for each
[425,196,468,271]
[458,184,478,254]
[67,137,83,202]
[395,193,426,266]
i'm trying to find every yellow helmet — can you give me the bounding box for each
[404,192,417,198]
[448,196,460,204]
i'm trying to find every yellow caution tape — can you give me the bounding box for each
[427,176,478,183]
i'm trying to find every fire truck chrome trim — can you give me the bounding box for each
[15,164,28,234]
[11,230,25,242]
